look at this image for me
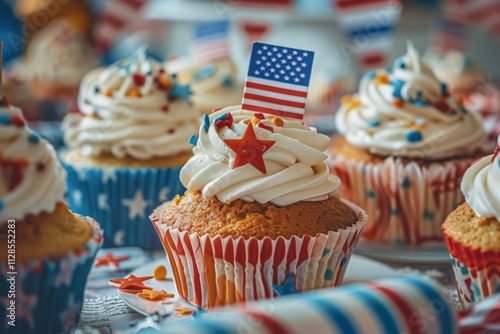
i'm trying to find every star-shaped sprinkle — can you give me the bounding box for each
[137,289,174,300]
[94,252,131,268]
[170,82,193,101]
[272,272,299,296]
[109,275,153,293]
[175,308,195,316]
[224,122,275,174]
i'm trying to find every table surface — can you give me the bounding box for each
[72,249,462,334]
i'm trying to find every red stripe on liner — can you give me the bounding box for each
[242,309,291,334]
[100,13,126,29]
[245,81,307,98]
[242,104,304,119]
[243,92,306,109]
[367,283,421,334]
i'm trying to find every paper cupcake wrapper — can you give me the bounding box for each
[327,153,473,246]
[0,217,103,334]
[151,199,367,309]
[63,161,185,249]
[443,231,500,309]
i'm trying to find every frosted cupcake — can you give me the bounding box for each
[425,50,482,96]
[175,59,243,115]
[465,85,500,145]
[442,136,500,309]
[151,107,368,309]
[329,44,487,247]
[62,48,199,248]
[0,99,102,333]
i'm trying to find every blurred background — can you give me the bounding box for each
[1,0,499,138]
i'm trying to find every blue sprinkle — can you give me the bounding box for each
[193,65,216,82]
[415,117,426,125]
[423,210,435,220]
[340,257,347,267]
[214,113,227,123]
[28,133,40,144]
[324,269,334,280]
[460,107,468,115]
[0,114,11,125]
[414,100,428,107]
[322,248,331,256]
[0,200,3,211]
[203,114,210,132]
[391,79,405,100]
[170,82,193,101]
[364,71,377,80]
[367,119,381,127]
[401,178,412,188]
[441,82,448,96]
[367,190,376,198]
[222,76,235,88]
[188,134,198,146]
[395,59,405,68]
[391,208,399,216]
[405,130,422,143]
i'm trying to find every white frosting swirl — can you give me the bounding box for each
[424,50,473,87]
[335,43,486,160]
[63,49,199,160]
[461,136,500,222]
[21,20,96,87]
[181,106,340,206]
[0,103,66,222]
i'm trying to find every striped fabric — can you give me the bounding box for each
[444,0,500,36]
[156,276,458,334]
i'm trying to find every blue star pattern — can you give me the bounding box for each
[62,161,187,249]
[170,82,193,101]
[272,272,300,297]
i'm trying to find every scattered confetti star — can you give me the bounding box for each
[101,168,117,183]
[122,190,151,219]
[272,272,299,297]
[175,308,196,316]
[137,289,175,300]
[223,122,275,174]
[94,252,131,268]
[170,82,193,101]
[109,275,154,293]
[98,193,109,210]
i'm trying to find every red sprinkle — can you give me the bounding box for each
[168,129,175,134]
[254,113,265,120]
[36,162,45,172]
[258,122,274,132]
[11,115,25,127]
[133,73,146,86]
[215,113,234,128]
[212,108,223,113]
[161,105,169,112]
[434,100,451,114]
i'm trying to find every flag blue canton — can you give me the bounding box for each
[195,20,229,41]
[248,42,314,87]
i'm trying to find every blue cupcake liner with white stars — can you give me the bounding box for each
[62,161,185,249]
[0,217,102,334]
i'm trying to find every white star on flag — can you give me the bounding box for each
[122,190,151,219]
[98,193,109,210]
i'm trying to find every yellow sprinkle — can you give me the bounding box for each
[375,74,390,85]
[411,124,426,131]
[340,95,352,104]
[153,265,167,280]
[251,117,261,126]
[272,117,284,127]
[347,98,361,110]
[393,98,404,108]
[104,90,113,97]
[160,76,173,90]
[126,88,142,98]
[455,95,464,106]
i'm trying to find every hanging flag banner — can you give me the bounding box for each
[241,42,314,120]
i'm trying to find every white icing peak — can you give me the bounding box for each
[461,135,500,222]
[425,50,473,86]
[0,101,66,222]
[335,43,486,160]
[63,48,199,160]
[180,106,341,206]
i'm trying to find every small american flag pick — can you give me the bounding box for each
[193,20,230,65]
[242,42,315,120]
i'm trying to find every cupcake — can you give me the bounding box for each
[328,43,487,247]
[19,20,96,101]
[442,136,500,309]
[175,59,243,115]
[0,99,102,333]
[424,49,482,96]
[61,48,199,249]
[151,106,368,309]
[465,84,500,145]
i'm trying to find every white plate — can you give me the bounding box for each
[118,254,397,317]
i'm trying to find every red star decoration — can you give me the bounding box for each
[223,122,275,174]
[94,252,131,268]
[109,275,153,293]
